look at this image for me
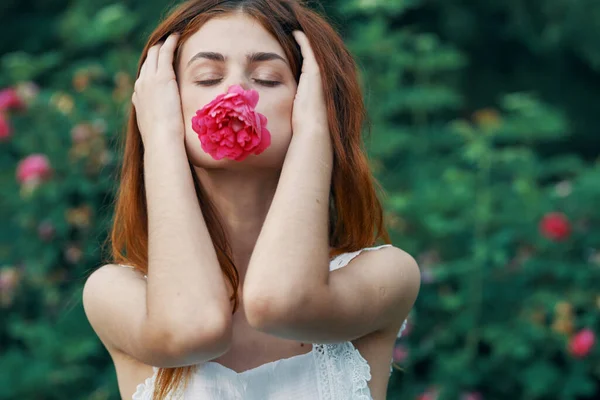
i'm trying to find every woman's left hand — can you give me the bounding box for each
[291,31,330,138]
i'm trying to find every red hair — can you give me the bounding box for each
[106,0,391,397]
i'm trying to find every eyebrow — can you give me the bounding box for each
[186,51,288,69]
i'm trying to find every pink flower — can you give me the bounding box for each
[461,392,483,400]
[569,328,595,358]
[16,154,52,184]
[38,221,56,242]
[0,114,11,141]
[417,388,439,400]
[0,267,20,308]
[539,212,571,241]
[393,344,409,363]
[192,84,271,161]
[0,88,24,110]
[15,81,39,104]
[0,267,20,292]
[64,244,83,264]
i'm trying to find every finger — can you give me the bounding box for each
[158,33,180,74]
[145,43,162,74]
[138,57,148,78]
[292,30,320,74]
[138,52,152,78]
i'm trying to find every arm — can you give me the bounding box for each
[83,34,232,367]
[84,138,233,368]
[242,131,420,343]
[138,35,232,354]
[144,137,232,352]
[83,263,230,368]
[243,31,421,343]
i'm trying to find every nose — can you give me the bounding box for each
[223,68,251,91]
[224,80,250,92]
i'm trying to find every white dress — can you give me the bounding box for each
[120,244,408,399]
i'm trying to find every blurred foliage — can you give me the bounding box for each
[0,0,599,399]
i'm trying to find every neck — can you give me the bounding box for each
[193,165,280,277]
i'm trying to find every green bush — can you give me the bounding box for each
[0,1,598,399]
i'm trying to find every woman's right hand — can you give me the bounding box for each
[132,33,184,148]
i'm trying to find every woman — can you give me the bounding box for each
[82,0,421,399]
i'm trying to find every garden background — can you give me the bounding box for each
[1,0,599,399]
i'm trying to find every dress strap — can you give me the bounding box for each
[118,264,147,279]
[329,244,393,272]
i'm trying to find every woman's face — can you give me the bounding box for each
[176,13,298,170]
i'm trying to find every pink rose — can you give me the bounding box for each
[0,114,11,141]
[569,328,595,358]
[192,84,271,161]
[0,88,25,110]
[16,154,52,184]
[539,212,571,241]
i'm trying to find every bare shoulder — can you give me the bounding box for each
[349,245,421,327]
[360,244,420,279]
[82,263,147,353]
[246,242,421,343]
[82,263,174,366]
[83,264,156,398]
[348,246,419,398]
[83,261,231,368]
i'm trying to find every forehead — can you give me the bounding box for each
[179,13,288,66]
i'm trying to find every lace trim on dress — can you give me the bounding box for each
[313,342,373,400]
[132,367,157,400]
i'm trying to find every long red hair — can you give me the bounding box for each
[106,0,391,397]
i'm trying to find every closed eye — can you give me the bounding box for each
[194,79,280,87]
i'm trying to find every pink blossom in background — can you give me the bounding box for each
[393,344,409,363]
[0,114,11,141]
[461,392,483,400]
[192,84,271,161]
[64,244,83,264]
[0,267,21,308]
[401,318,413,336]
[417,387,439,400]
[539,212,571,241]
[37,221,56,242]
[0,88,24,110]
[16,154,52,184]
[569,328,595,358]
[15,81,39,104]
[0,267,20,291]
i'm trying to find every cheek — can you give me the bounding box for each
[257,91,295,136]
[180,87,211,126]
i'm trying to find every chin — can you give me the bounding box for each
[184,132,291,172]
